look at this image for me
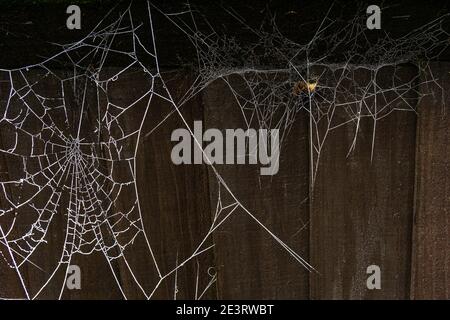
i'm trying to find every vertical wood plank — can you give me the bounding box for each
[411,62,450,299]
[202,75,310,299]
[310,66,417,299]
[137,72,217,299]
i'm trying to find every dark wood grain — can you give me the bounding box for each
[136,72,217,299]
[310,66,417,299]
[202,75,311,299]
[1,64,450,300]
[411,62,450,299]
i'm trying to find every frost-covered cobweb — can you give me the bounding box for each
[0,3,170,299]
[162,2,448,184]
[0,1,448,299]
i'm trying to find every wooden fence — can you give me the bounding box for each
[0,63,448,299]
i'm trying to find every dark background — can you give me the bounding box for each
[1,0,450,68]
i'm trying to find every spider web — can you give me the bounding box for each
[0,2,170,299]
[160,2,448,183]
[0,1,448,299]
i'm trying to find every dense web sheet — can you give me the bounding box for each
[161,3,448,183]
[0,1,448,299]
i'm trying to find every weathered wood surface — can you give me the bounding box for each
[411,62,450,299]
[202,75,310,299]
[0,66,449,299]
[309,66,417,299]
[136,73,217,299]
